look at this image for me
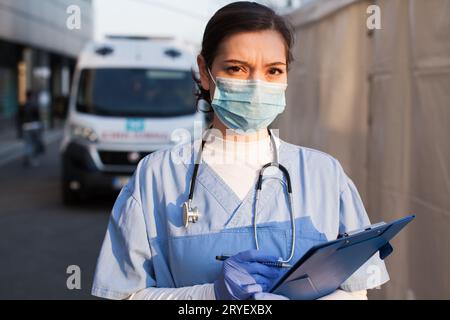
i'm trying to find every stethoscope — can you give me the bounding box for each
[182,128,296,263]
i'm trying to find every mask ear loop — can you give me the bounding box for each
[207,68,217,86]
[198,68,215,122]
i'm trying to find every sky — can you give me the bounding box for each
[94,0,303,46]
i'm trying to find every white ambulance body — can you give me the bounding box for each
[61,36,202,204]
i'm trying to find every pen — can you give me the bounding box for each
[215,255,292,268]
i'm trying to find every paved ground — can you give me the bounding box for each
[0,137,115,299]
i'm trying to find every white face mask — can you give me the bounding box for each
[208,68,287,133]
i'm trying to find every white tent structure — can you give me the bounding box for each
[276,0,450,299]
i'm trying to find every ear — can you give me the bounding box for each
[197,54,211,91]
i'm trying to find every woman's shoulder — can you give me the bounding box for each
[124,141,193,197]
[139,140,194,168]
[280,139,342,170]
[281,140,352,196]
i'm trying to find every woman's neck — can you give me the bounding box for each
[211,115,269,142]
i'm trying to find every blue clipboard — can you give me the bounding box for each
[269,215,415,299]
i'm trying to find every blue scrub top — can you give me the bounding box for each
[91,138,389,300]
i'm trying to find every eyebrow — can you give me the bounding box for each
[223,59,287,67]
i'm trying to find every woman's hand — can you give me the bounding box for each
[213,249,284,300]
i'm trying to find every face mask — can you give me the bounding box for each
[208,68,287,133]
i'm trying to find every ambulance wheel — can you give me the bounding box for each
[62,182,81,206]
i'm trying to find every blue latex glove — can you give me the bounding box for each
[214,249,284,300]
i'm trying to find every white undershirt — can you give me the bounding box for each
[201,130,274,200]
[129,132,368,300]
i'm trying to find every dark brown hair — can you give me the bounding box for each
[195,1,294,104]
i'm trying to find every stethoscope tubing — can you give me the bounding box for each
[185,128,296,263]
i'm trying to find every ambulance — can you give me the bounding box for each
[61,36,203,204]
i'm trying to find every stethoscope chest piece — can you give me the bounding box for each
[183,200,199,228]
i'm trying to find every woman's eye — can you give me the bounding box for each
[268,68,283,75]
[226,66,242,73]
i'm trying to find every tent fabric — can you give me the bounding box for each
[276,0,450,299]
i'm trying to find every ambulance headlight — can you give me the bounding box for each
[71,124,99,143]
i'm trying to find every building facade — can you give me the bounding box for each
[278,0,450,299]
[0,0,93,135]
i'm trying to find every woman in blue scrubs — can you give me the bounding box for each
[92,1,389,300]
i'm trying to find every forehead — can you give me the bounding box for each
[215,30,287,63]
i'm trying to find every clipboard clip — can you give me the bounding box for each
[337,221,394,260]
[337,221,387,239]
